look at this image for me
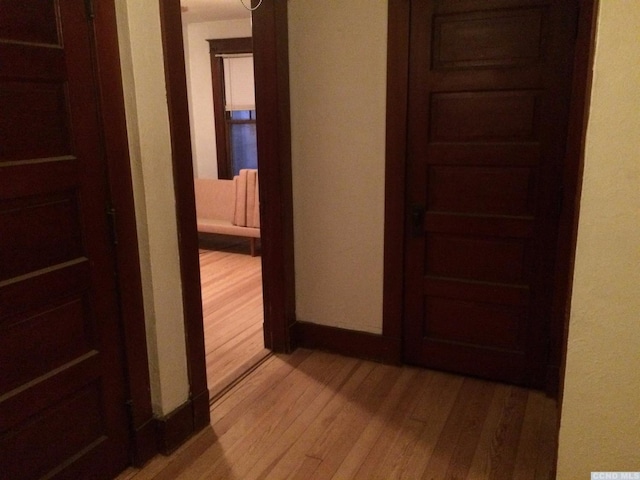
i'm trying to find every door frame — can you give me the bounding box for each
[382,0,599,394]
[93,0,156,466]
[159,0,296,413]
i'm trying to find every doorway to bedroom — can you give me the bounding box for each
[181,0,269,400]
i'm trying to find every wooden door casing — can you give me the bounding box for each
[0,1,131,478]
[403,0,578,386]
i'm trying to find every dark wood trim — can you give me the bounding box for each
[545,365,561,397]
[93,0,156,467]
[550,0,599,400]
[208,37,253,55]
[154,387,211,457]
[190,386,211,432]
[210,50,229,179]
[154,400,195,455]
[292,322,401,365]
[128,419,157,467]
[253,0,296,353]
[383,0,598,394]
[208,37,253,180]
[158,0,210,428]
[382,0,411,359]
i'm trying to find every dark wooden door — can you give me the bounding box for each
[0,1,131,478]
[403,0,578,386]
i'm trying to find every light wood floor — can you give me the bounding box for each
[117,348,558,480]
[199,238,269,399]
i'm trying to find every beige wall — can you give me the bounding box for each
[556,2,640,477]
[288,0,388,334]
[183,18,252,179]
[115,0,189,416]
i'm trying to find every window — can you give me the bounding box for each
[228,110,257,176]
[208,37,256,179]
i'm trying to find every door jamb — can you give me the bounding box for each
[551,0,599,402]
[382,0,599,394]
[252,0,297,352]
[158,0,210,433]
[382,0,411,355]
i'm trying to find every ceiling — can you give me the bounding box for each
[181,0,251,22]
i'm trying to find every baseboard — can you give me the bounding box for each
[131,417,158,467]
[155,391,211,455]
[198,232,260,255]
[191,388,211,432]
[291,321,401,364]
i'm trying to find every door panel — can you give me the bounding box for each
[0,1,130,478]
[404,0,577,386]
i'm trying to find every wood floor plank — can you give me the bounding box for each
[211,349,313,424]
[198,246,267,400]
[512,390,547,480]
[236,357,368,479]
[467,384,512,479]
[534,396,558,480]
[288,456,323,480]
[382,370,465,479]
[330,367,421,479]
[208,348,271,401]
[302,364,407,479]
[202,353,356,479]
[243,357,371,478]
[467,385,528,479]
[350,368,430,480]
[421,378,496,480]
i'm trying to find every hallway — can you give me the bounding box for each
[117,348,557,479]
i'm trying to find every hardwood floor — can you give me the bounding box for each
[117,349,558,480]
[198,236,269,399]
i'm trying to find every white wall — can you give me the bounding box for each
[183,18,251,178]
[556,2,640,477]
[288,0,388,334]
[115,0,189,416]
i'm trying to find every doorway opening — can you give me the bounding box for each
[161,0,295,420]
[181,2,269,400]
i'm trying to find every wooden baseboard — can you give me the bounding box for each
[291,321,401,364]
[130,417,158,467]
[191,388,211,432]
[155,391,211,455]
